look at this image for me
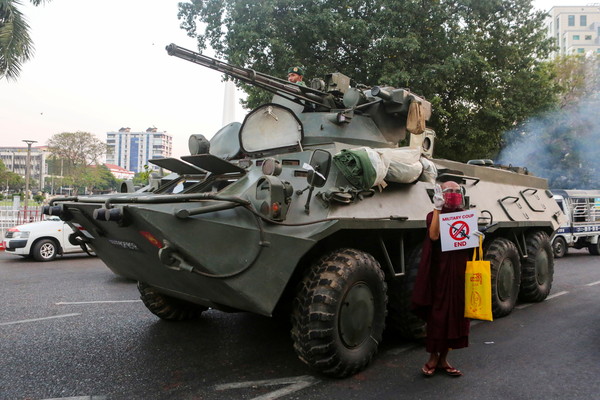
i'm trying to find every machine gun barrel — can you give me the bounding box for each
[165,43,334,109]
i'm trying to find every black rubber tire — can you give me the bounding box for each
[291,248,387,378]
[587,240,600,256]
[32,239,59,262]
[552,236,568,258]
[386,246,426,340]
[485,238,521,318]
[519,231,554,302]
[138,282,207,321]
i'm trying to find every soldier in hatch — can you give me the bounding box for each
[287,66,306,86]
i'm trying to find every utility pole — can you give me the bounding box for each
[22,140,37,218]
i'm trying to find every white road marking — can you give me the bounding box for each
[585,280,600,286]
[56,300,142,305]
[515,303,532,309]
[515,291,569,310]
[215,375,319,400]
[545,290,569,300]
[42,396,107,400]
[0,313,81,326]
[386,343,417,355]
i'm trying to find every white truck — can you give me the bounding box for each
[552,189,600,257]
[3,216,93,261]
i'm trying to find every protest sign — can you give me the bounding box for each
[439,210,479,252]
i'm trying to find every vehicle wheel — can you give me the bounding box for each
[485,238,521,318]
[138,282,208,321]
[587,240,600,256]
[386,246,426,340]
[520,231,554,302]
[552,236,567,258]
[32,239,59,262]
[291,248,387,378]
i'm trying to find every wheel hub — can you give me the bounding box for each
[40,243,55,259]
[498,258,515,301]
[338,282,374,348]
[535,251,549,285]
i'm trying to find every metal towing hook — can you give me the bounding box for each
[158,242,195,273]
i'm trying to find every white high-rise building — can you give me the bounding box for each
[106,127,172,173]
[545,5,600,57]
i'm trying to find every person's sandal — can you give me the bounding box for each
[438,364,462,377]
[421,363,436,377]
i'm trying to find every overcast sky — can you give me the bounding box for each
[0,0,570,158]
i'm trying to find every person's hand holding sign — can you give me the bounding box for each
[433,184,445,211]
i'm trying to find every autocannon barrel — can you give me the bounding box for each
[371,86,393,102]
[165,43,335,109]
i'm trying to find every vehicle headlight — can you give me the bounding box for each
[254,175,293,221]
[12,231,30,239]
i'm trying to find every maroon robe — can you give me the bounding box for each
[411,209,470,353]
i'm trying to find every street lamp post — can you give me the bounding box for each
[22,140,37,218]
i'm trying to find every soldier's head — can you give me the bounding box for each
[287,66,304,83]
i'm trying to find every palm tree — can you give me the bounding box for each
[0,0,48,81]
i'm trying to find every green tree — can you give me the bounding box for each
[93,164,118,192]
[68,165,118,195]
[178,0,558,161]
[47,131,107,168]
[0,158,24,191]
[133,164,152,186]
[46,132,109,194]
[74,165,117,194]
[552,54,600,108]
[0,0,49,80]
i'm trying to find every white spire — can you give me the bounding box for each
[222,80,236,126]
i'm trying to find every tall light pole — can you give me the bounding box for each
[22,140,37,216]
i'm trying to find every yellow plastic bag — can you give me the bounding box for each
[464,237,493,321]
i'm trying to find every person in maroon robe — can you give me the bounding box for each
[411,180,470,377]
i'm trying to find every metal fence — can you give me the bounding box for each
[0,207,43,239]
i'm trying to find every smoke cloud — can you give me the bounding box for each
[496,64,600,190]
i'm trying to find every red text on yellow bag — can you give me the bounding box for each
[464,237,493,321]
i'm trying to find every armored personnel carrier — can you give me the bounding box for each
[45,44,564,378]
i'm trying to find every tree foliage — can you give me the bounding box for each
[552,54,600,108]
[0,0,49,81]
[46,131,114,194]
[47,131,107,168]
[0,158,24,190]
[74,164,117,194]
[133,164,152,186]
[178,0,558,161]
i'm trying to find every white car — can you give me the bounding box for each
[3,216,93,261]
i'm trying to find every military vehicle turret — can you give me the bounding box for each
[45,44,565,378]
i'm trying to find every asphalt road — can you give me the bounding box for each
[0,248,599,400]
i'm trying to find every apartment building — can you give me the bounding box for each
[105,127,172,173]
[546,5,600,57]
[0,146,48,191]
